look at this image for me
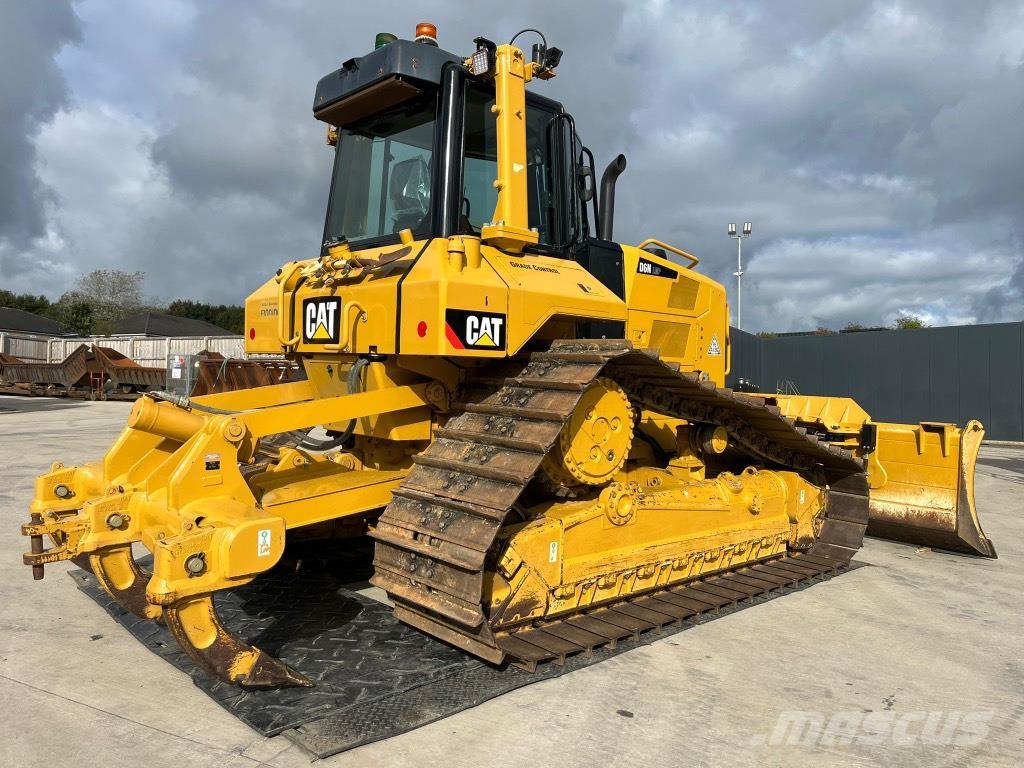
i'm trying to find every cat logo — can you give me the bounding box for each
[444,309,507,351]
[302,297,341,344]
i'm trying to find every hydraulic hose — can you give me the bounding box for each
[297,357,369,451]
[147,390,241,415]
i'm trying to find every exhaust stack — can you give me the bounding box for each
[599,154,627,241]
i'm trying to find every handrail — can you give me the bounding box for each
[324,301,367,353]
[724,325,731,376]
[275,263,304,348]
[636,238,700,269]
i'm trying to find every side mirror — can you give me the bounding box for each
[577,165,594,203]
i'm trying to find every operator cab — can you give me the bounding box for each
[313,27,620,297]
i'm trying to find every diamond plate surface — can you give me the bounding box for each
[69,540,856,757]
[71,542,482,735]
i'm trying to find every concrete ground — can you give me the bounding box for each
[1,394,1021,767]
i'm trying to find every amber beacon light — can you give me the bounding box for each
[415,22,438,45]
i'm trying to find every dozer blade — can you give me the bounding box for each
[163,595,313,689]
[89,546,162,620]
[866,420,995,557]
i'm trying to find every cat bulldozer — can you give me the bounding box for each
[22,25,995,689]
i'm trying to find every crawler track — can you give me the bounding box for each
[371,339,869,667]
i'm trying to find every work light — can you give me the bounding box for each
[470,37,497,77]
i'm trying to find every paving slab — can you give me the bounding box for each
[1,395,1021,767]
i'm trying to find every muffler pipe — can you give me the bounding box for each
[599,153,627,241]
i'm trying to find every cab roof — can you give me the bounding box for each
[313,39,462,126]
[313,38,563,127]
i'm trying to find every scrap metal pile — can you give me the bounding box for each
[0,345,299,400]
[0,344,154,400]
[188,352,302,396]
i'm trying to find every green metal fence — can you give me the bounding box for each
[726,322,1024,441]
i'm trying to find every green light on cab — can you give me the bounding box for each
[375,33,397,49]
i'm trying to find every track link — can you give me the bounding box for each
[371,340,869,667]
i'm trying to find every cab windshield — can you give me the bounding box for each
[323,93,437,247]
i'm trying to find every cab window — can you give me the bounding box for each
[461,85,558,245]
[323,93,436,246]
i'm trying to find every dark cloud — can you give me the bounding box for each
[1,0,1022,330]
[605,0,1024,329]
[0,1,79,249]
[49,0,632,304]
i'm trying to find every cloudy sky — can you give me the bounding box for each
[2,0,1022,332]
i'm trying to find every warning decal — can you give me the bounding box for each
[257,529,272,557]
[708,335,722,355]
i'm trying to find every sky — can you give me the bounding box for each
[1,0,1022,333]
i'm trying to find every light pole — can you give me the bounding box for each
[727,222,752,330]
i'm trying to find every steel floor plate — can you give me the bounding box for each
[70,542,855,758]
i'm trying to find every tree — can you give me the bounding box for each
[166,299,209,323]
[813,326,836,335]
[0,289,97,335]
[0,290,51,316]
[213,306,245,334]
[843,322,866,332]
[50,296,95,336]
[167,299,245,334]
[65,269,145,334]
[893,314,927,330]
[2,275,148,336]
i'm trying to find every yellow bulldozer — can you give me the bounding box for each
[23,24,995,689]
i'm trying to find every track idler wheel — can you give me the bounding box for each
[89,546,162,620]
[541,377,634,492]
[164,595,313,689]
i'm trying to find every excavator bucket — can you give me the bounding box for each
[866,420,995,557]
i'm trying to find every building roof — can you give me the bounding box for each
[115,311,237,337]
[0,307,69,336]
